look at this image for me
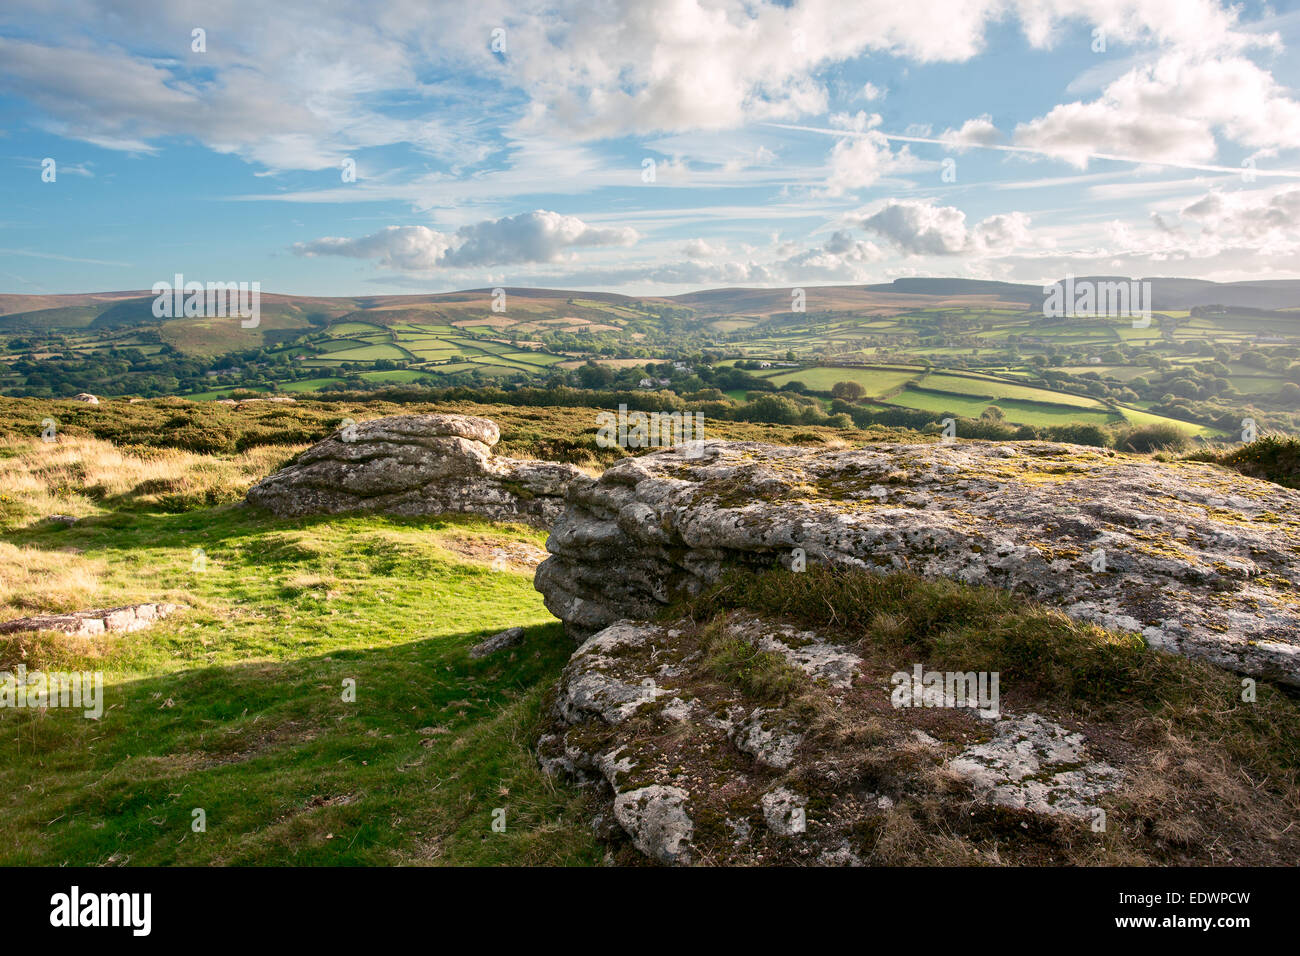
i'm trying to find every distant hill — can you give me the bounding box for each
[5,277,1298,329]
[864,276,1300,312]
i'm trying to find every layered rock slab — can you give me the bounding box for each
[247,414,585,528]
[535,440,1300,686]
[0,603,185,637]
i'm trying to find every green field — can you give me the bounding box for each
[891,386,1119,427]
[762,365,922,396]
[4,287,1296,440]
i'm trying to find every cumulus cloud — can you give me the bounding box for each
[777,230,884,279]
[818,111,918,195]
[294,226,452,271]
[972,212,1034,252]
[858,200,1034,255]
[1014,53,1300,167]
[294,210,637,271]
[1177,187,1300,251]
[682,238,725,259]
[941,114,1002,149]
[441,210,636,267]
[859,201,971,255]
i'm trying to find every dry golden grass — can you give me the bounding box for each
[0,541,104,618]
[0,435,303,524]
[0,434,291,638]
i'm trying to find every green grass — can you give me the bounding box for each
[1115,406,1216,437]
[312,343,408,362]
[762,365,922,395]
[326,321,387,335]
[0,506,602,865]
[278,377,346,393]
[886,386,1119,427]
[919,372,1106,409]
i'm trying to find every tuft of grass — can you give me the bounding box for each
[1189,434,1300,489]
[698,617,806,704]
[0,435,297,525]
[1113,422,1190,454]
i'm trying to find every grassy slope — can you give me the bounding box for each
[0,439,602,866]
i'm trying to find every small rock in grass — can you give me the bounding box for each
[469,626,526,658]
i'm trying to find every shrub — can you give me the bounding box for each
[1189,435,1300,489]
[1115,423,1189,454]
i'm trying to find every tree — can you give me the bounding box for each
[830,380,867,402]
[980,405,1005,422]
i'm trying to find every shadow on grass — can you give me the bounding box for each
[0,618,596,867]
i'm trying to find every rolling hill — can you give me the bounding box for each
[2,279,1297,440]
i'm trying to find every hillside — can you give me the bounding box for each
[3,280,1298,443]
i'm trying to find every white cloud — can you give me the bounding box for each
[1014,53,1300,167]
[3,0,1275,164]
[682,238,725,258]
[819,111,916,195]
[857,200,1034,255]
[1176,186,1300,252]
[858,200,971,255]
[293,226,452,271]
[941,114,1002,149]
[972,211,1034,252]
[293,210,637,272]
[777,230,884,279]
[441,210,637,267]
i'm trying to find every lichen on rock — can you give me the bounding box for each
[246,413,585,527]
[535,439,1300,686]
[538,612,1127,866]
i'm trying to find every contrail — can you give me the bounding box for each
[766,122,1300,179]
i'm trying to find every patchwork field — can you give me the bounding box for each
[3,283,1296,442]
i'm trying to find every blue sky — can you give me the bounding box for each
[3,0,1300,297]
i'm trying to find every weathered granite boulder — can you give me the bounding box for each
[246,414,585,528]
[539,614,1126,865]
[535,440,1300,686]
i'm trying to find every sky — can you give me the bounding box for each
[2,0,1300,297]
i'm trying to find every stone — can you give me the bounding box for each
[73,393,98,404]
[246,414,586,528]
[730,708,803,770]
[947,713,1121,819]
[0,603,185,637]
[535,439,1300,686]
[468,626,525,659]
[612,786,694,865]
[760,786,807,836]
